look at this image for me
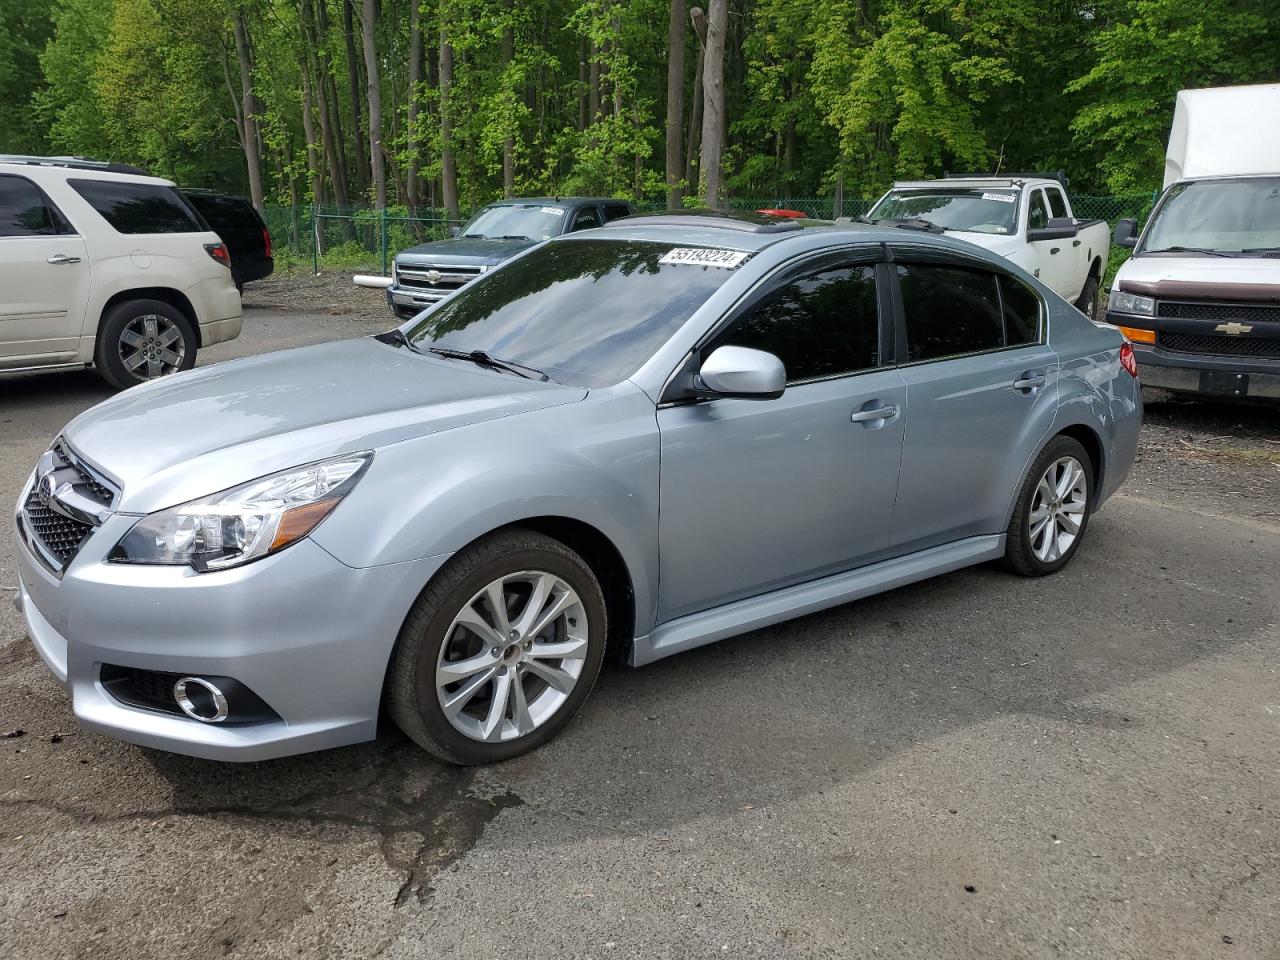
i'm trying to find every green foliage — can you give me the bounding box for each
[0,0,54,153]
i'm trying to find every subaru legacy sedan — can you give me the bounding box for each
[14,212,1142,765]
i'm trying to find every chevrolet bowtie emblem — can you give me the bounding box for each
[1215,322,1253,336]
[425,270,443,284]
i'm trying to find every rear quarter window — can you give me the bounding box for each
[69,179,206,234]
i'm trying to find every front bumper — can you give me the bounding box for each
[387,284,450,319]
[15,513,448,762]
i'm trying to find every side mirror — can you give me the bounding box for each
[1027,217,1079,242]
[447,225,461,238]
[1113,218,1138,248]
[697,346,785,400]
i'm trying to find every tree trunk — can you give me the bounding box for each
[588,40,600,124]
[501,9,515,197]
[406,0,423,209]
[685,7,706,194]
[665,0,686,208]
[439,27,459,220]
[343,0,370,194]
[360,0,385,208]
[300,63,323,204]
[577,37,587,131]
[698,0,726,208]
[232,11,265,211]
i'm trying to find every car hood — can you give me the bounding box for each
[63,338,586,513]
[395,236,536,266]
[1115,254,1280,298]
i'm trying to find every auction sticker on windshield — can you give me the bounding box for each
[659,247,750,268]
[982,192,1017,203]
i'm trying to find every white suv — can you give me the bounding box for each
[0,157,242,388]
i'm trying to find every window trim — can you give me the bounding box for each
[885,248,1046,367]
[0,173,77,239]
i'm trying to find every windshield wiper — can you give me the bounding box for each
[1239,247,1280,257]
[426,347,555,382]
[458,233,487,239]
[376,328,423,354]
[868,217,946,234]
[496,234,531,241]
[1143,245,1240,257]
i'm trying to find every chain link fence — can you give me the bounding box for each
[264,193,1156,277]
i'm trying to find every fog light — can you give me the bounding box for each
[173,677,229,723]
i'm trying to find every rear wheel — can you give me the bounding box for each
[1003,435,1094,577]
[95,298,197,389]
[388,529,607,765]
[1076,274,1100,321]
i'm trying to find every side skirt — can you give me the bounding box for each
[631,534,1007,667]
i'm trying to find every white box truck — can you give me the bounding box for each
[1106,84,1280,400]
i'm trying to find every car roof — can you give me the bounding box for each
[890,177,1057,190]
[0,157,176,187]
[484,196,631,207]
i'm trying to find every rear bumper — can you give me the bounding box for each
[232,256,274,287]
[200,314,242,347]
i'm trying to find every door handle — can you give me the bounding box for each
[1049,247,1060,255]
[47,254,82,265]
[1014,373,1046,393]
[1072,239,1081,247]
[851,403,898,423]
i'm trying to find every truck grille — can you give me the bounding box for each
[1159,331,1280,359]
[395,263,485,294]
[1157,300,1280,324]
[18,440,118,575]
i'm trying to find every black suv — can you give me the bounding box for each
[387,197,634,319]
[183,189,274,293]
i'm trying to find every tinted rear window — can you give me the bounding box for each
[405,239,743,387]
[897,263,1004,362]
[185,193,257,229]
[69,179,206,234]
[0,175,61,237]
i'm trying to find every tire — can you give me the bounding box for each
[1076,274,1100,321]
[388,528,608,765]
[1003,435,1095,577]
[95,298,197,390]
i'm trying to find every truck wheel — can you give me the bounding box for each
[1076,275,1100,321]
[95,299,198,390]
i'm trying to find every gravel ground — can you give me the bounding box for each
[1,288,1278,960]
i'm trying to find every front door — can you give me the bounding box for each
[887,259,1058,552]
[0,174,91,368]
[656,258,907,623]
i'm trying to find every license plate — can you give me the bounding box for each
[1199,370,1249,396]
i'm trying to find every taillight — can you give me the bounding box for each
[262,227,272,259]
[204,242,231,268]
[1119,342,1139,378]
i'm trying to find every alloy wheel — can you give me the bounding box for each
[435,570,588,742]
[1028,455,1088,563]
[118,314,186,380]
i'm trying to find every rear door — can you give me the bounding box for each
[0,174,91,368]
[656,253,907,622]
[887,255,1058,553]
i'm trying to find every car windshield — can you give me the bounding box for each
[459,203,566,241]
[403,239,744,387]
[868,188,1019,235]
[1139,177,1280,255]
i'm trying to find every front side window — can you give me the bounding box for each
[405,239,741,387]
[720,264,880,383]
[868,188,1019,236]
[897,263,1005,362]
[69,179,205,234]
[459,203,566,241]
[1139,176,1280,255]
[0,176,62,237]
[1027,191,1049,230]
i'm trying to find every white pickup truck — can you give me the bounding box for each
[866,175,1110,319]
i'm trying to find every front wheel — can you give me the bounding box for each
[95,298,197,389]
[388,529,607,765]
[1003,436,1094,577]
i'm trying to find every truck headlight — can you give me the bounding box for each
[110,453,372,572]
[1108,289,1156,317]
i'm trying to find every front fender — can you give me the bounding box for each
[310,384,661,637]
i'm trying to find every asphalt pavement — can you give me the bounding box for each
[1,304,1278,960]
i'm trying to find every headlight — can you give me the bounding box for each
[1108,288,1156,317]
[110,453,372,572]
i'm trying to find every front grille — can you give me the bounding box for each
[1157,300,1280,324]
[396,263,484,293]
[1159,331,1280,359]
[22,489,93,564]
[19,439,118,574]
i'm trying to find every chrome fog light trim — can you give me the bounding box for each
[173,677,230,723]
